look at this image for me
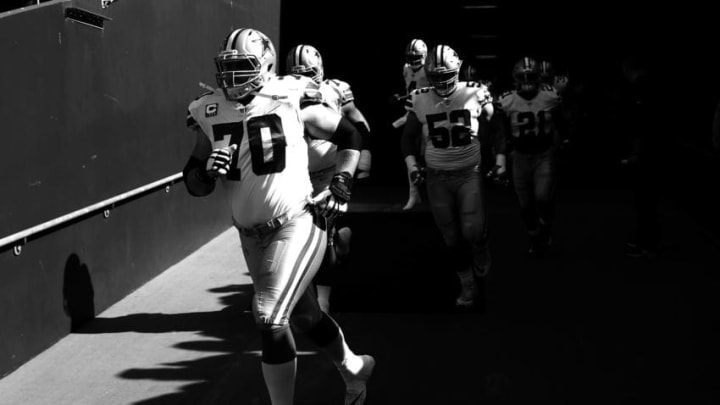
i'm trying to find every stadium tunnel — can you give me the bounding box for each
[0,0,718,403]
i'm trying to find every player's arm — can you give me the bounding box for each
[183,128,216,197]
[341,101,372,178]
[183,126,238,197]
[479,87,494,122]
[400,111,424,184]
[302,103,361,176]
[484,108,508,185]
[302,103,361,218]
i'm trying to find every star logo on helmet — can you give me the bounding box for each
[260,37,272,55]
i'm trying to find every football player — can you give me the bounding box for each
[494,56,563,257]
[403,38,430,95]
[401,44,505,309]
[183,28,374,405]
[538,59,569,94]
[396,39,431,210]
[285,43,373,313]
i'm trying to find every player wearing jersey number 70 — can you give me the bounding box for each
[183,28,375,405]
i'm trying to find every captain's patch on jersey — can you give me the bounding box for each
[205,103,218,117]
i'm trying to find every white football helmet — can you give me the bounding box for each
[512,56,540,97]
[215,28,277,101]
[405,39,427,69]
[286,44,324,84]
[539,60,554,85]
[425,44,462,97]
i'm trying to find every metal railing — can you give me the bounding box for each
[0,172,184,256]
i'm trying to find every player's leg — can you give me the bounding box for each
[314,222,337,313]
[512,152,540,255]
[309,169,338,312]
[458,167,490,278]
[534,149,557,254]
[241,210,326,405]
[403,130,425,210]
[291,259,375,405]
[426,170,476,307]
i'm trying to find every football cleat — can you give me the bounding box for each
[339,355,376,405]
[455,270,478,308]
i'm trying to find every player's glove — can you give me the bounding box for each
[486,164,509,187]
[313,171,353,221]
[409,166,425,186]
[205,144,237,178]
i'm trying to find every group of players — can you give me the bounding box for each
[182,27,568,405]
[397,39,569,309]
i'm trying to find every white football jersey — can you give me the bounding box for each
[405,81,492,170]
[497,85,561,153]
[403,64,429,94]
[305,78,354,174]
[187,75,320,228]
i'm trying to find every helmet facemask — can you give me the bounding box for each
[406,53,425,69]
[215,51,264,100]
[427,69,459,97]
[512,57,540,99]
[289,64,323,84]
[515,72,540,99]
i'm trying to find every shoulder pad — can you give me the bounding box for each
[190,90,215,104]
[301,79,324,108]
[465,81,482,88]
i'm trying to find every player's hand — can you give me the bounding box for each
[486,164,509,187]
[554,75,569,93]
[409,166,425,186]
[402,186,422,211]
[310,172,353,221]
[310,189,348,221]
[205,144,237,178]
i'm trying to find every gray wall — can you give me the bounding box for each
[0,0,281,377]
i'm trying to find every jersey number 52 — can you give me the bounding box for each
[426,110,472,148]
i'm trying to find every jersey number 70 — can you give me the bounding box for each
[211,114,286,180]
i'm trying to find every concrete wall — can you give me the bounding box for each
[0,0,280,377]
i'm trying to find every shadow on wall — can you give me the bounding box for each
[63,254,95,332]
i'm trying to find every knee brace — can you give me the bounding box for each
[305,312,340,348]
[259,324,297,364]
